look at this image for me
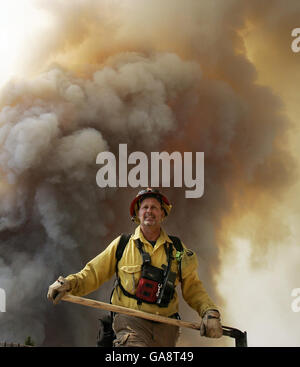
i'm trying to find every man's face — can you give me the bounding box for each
[138,197,165,228]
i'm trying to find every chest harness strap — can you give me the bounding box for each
[115,239,174,307]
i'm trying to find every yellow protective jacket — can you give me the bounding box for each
[66,225,218,318]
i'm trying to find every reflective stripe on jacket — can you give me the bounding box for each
[65,225,218,318]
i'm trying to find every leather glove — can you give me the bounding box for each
[200,309,223,338]
[47,276,71,305]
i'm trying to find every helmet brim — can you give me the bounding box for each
[129,191,170,217]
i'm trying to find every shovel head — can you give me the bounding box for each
[222,326,248,347]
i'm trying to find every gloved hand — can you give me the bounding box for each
[47,276,71,305]
[200,309,223,338]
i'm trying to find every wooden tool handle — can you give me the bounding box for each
[62,294,201,330]
[61,294,243,341]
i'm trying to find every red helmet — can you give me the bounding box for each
[129,188,171,221]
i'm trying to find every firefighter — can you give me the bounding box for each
[47,188,222,346]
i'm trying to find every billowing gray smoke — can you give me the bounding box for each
[0,53,203,345]
[0,0,298,346]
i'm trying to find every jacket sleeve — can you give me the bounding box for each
[65,236,120,297]
[180,244,219,318]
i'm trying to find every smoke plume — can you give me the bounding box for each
[0,0,299,346]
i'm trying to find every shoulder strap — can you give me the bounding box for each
[110,233,131,323]
[168,235,183,252]
[111,233,132,306]
[116,233,132,266]
[168,235,183,282]
[136,239,151,265]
